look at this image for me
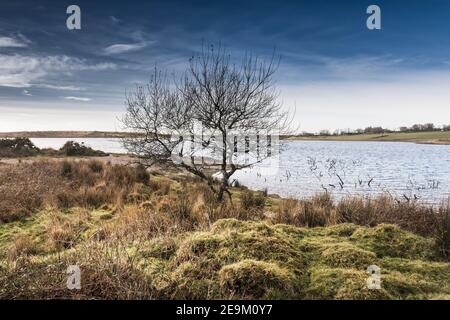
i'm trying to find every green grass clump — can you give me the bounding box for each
[320,243,377,269]
[1,218,449,299]
[156,219,307,299]
[319,223,360,237]
[138,237,178,260]
[306,267,392,300]
[161,219,450,299]
[219,259,297,299]
[350,224,437,260]
[146,219,448,299]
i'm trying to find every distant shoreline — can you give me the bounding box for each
[286,131,450,145]
[0,131,132,138]
[0,130,449,145]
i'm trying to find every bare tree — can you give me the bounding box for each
[122,67,193,165]
[122,45,291,201]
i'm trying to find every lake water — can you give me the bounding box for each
[31,138,127,154]
[30,138,450,203]
[232,140,450,204]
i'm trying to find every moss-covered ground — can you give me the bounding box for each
[1,218,448,299]
[0,160,448,300]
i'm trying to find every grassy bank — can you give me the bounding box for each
[0,160,449,299]
[288,131,450,144]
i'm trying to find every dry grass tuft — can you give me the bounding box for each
[272,194,450,257]
[272,193,333,227]
[0,160,152,223]
[7,234,37,260]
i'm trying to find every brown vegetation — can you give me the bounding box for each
[0,159,449,299]
[271,193,450,257]
[0,138,108,158]
[0,160,148,223]
[0,160,448,256]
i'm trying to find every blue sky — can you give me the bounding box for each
[1,0,450,132]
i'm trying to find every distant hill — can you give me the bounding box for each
[2,131,449,145]
[0,131,133,138]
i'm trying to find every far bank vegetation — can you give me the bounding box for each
[0,138,107,158]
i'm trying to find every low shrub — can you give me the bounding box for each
[240,189,266,211]
[87,160,104,173]
[0,137,40,157]
[135,164,150,185]
[59,141,107,157]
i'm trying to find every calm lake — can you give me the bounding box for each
[31,138,450,203]
[31,138,127,154]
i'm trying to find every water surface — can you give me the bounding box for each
[31,138,126,154]
[232,140,450,203]
[30,138,450,203]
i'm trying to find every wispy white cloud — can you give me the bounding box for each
[64,96,91,102]
[279,52,406,83]
[0,54,116,88]
[0,36,28,48]
[104,42,150,55]
[38,84,84,91]
[321,55,404,79]
[110,16,121,24]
